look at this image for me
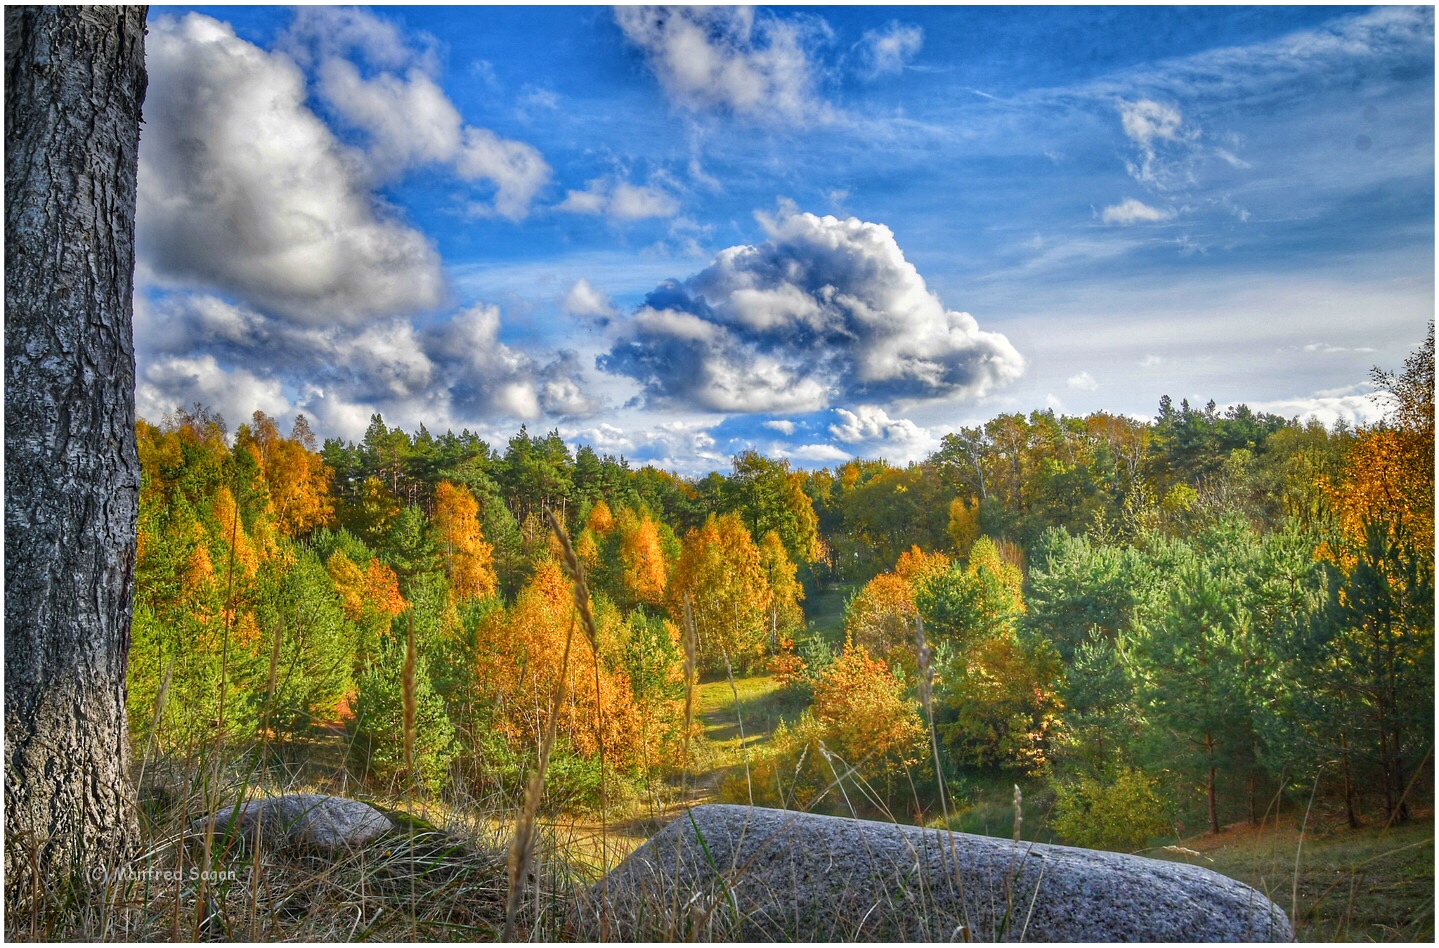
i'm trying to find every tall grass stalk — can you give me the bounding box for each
[547,509,611,937]
[503,603,575,940]
[195,474,244,936]
[1294,765,1322,926]
[402,608,417,784]
[682,596,698,771]
[916,612,973,939]
[721,650,754,807]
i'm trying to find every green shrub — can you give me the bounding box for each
[348,621,459,795]
[1051,766,1173,852]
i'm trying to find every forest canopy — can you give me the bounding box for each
[128,326,1433,832]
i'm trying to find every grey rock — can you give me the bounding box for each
[188,793,393,853]
[592,804,1292,942]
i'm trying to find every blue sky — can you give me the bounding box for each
[133,5,1434,473]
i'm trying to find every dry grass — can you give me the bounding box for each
[5,742,586,942]
[1156,812,1434,942]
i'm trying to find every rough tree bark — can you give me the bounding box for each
[4,5,148,909]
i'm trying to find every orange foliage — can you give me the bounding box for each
[617,509,668,607]
[363,559,407,618]
[327,551,407,622]
[586,498,615,535]
[844,572,919,670]
[895,546,951,585]
[246,411,334,537]
[1333,426,1434,562]
[232,609,264,651]
[667,513,771,669]
[476,562,643,765]
[433,481,498,601]
[183,532,215,599]
[211,485,260,577]
[326,551,367,621]
[768,638,806,686]
[811,644,926,770]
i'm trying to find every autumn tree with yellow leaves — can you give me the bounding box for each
[433,481,499,601]
[1316,324,1434,824]
[668,513,774,672]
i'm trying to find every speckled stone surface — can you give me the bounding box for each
[593,804,1292,942]
[188,794,393,853]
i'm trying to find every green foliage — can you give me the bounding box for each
[1026,528,1151,661]
[127,604,241,750]
[349,618,460,795]
[1052,630,1142,774]
[917,545,1021,649]
[384,505,440,579]
[834,464,950,582]
[540,744,607,813]
[620,611,684,704]
[1051,767,1173,852]
[723,451,822,566]
[248,549,354,734]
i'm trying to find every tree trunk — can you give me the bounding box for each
[1339,731,1360,829]
[1205,732,1219,835]
[4,4,148,911]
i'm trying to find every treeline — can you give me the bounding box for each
[127,327,1433,839]
[129,410,813,804]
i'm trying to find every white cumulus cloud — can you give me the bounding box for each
[614,6,830,124]
[788,443,853,463]
[289,7,551,220]
[138,13,446,324]
[562,279,619,319]
[600,209,1024,413]
[136,354,291,428]
[827,405,939,463]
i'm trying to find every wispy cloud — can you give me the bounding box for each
[1300,342,1377,354]
[1117,98,1198,190]
[558,175,681,220]
[1100,197,1175,226]
[855,21,923,79]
